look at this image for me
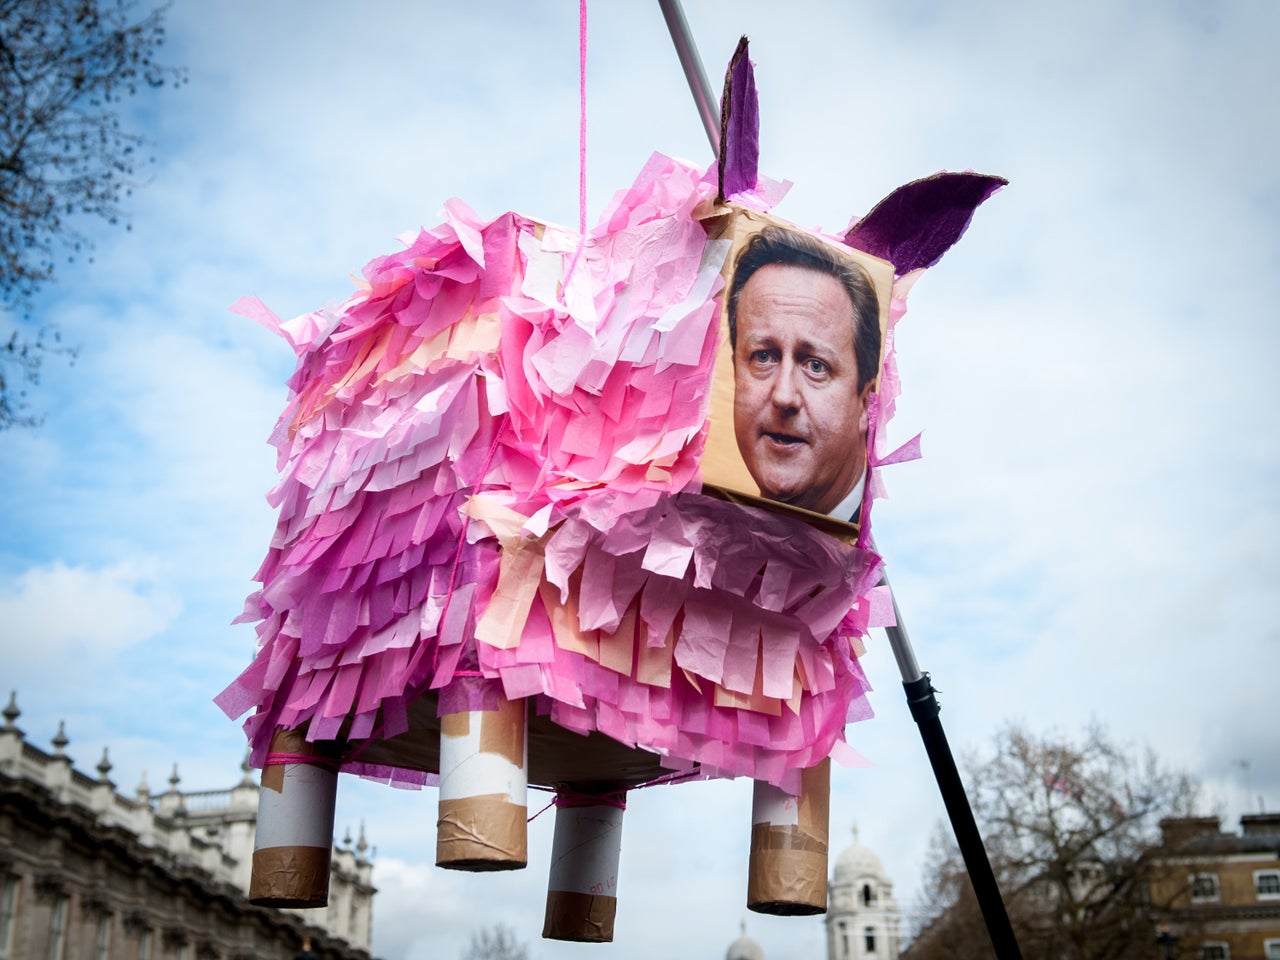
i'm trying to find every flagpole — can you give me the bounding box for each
[654,3,1021,955]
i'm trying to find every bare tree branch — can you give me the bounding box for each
[462,923,530,960]
[0,0,183,426]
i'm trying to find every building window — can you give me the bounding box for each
[0,876,19,959]
[862,882,876,907]
[839,922,849,958]
[1190,872,1220,902]
[95,915,112,960]
[163,926,189,959]
[137,928,152,960]
[1199,943,1229,960]
[47,896,68,960]
[1257,870,1280,899]
[865,926,877,952]
[1264,939,1280,960]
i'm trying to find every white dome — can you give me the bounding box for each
[725,927,765,960]
[832,828,889,886]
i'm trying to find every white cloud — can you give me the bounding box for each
[0,560,180,664]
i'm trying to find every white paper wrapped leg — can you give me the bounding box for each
[249,728,338,907]
[747,759,830,915]
[436,696,528,870]
[542,787,626,942]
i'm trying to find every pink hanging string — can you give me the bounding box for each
[332,88,587,755]
[559,0,589,299]
[578,0,588,236]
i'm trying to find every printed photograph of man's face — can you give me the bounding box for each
[702,213,894,526]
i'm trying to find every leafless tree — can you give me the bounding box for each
[462,923,530,960]
[906,723,1202,960]
[0,0,183,425]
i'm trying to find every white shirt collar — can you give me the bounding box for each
[830,470,867,523]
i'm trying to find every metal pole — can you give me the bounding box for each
[652,6,1021,954]
[882,577,923,683]
[657,0,721,155]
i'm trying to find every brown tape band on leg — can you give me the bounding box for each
[542,890,617,942]
[747,824,829,915]
[249,845,331,908]
[437,795,528,871]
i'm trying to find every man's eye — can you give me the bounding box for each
[803,358,829,376]
[750,350,776,364]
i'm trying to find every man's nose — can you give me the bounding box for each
[770,360,801,410]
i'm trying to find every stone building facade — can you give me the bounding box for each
[0,695,375,960]
[1152,814,1280,960]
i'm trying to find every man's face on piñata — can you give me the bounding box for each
[732,263,871,516]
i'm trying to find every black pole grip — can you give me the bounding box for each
[903,675,1022,959]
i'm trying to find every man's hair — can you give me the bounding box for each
[727,225,882,391]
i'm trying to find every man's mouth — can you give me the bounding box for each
[762,430,806,446]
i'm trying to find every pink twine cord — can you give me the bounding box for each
[430,413,509,678]
[554,788,627,810]
[526,768,692,821]
[264,751,340,772]
[527,796,557,822]
[633,768,702,790]
[334,420,508,774]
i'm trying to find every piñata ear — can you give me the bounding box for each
[717,36,759,202]
[843,172,1008,274]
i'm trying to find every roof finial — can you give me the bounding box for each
[51,720,69,755]
[3,691,19,727]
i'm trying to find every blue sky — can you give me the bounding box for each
[2,2,1277,959]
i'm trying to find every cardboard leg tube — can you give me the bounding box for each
[747,759,830,916]
[542,787,626,942]
[437,697,528,871]
[250,728,338,908]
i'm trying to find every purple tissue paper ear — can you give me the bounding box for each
[843,172,1008,274]
[717,36,759,202]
